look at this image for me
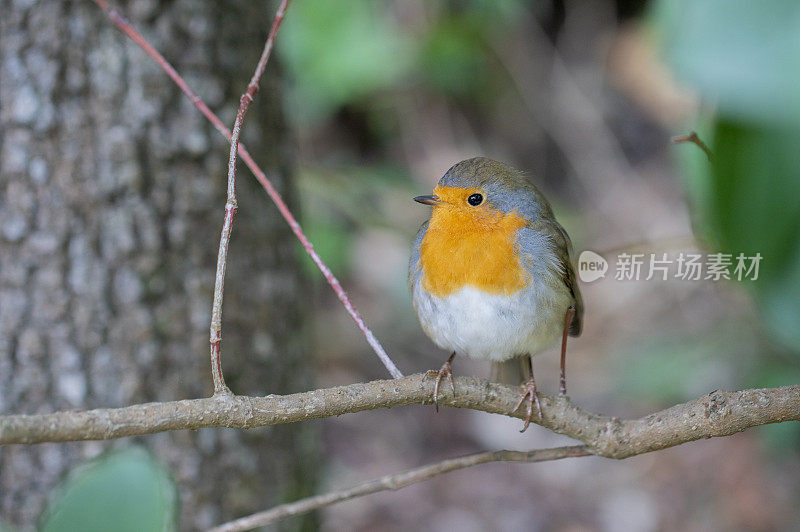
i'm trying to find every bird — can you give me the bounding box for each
[409,157,583,432]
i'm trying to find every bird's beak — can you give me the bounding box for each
[414,195,442,206]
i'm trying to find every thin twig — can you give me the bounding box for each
[2,374,798,458]
[208,0,291,395]
[208,445,592,532]
[672,131,713,161]
[91,0,403,380]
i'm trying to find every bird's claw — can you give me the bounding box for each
[425,360,455,412]
[512,379,542,433]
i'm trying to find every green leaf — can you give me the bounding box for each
[709,121,800,274]
[678,119,800,350]
[651,0,800,127]
[41,448,178,532]
[707,120,800,349]
[653,0,800,351]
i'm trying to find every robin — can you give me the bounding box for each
[409,157,583,432]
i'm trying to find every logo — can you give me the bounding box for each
[575,250,762,283]
[578,250,608,283]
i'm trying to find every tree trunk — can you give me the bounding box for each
[0,1,316,529]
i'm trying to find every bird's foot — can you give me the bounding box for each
[424,353,456,412]
[512,377,542,433]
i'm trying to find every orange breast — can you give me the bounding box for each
[419,195,529,297]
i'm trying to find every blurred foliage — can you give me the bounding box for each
[652,0,800,126]
[40,448,177,532]
[279,0,415,125]
[652,0,800,353]
[620,321,800,448]
[278,0,528,126]
[620,327,749,404]
[709,122,800,350]
[295,164,418,279]
[421,14,490,100]
[419,4,523,102]
[279,0,799,409]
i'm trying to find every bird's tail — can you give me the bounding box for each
[489,356,529,385]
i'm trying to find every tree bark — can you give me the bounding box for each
[0,1,315,529]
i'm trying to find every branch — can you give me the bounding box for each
[672,130,713,161]
[91,0,403,380]
[208,445,592,532]
[2,375,797,458]
[208,0,290,395]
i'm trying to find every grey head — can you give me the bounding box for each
[438,157,555,222]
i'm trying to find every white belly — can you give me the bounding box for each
[412,282,570,361]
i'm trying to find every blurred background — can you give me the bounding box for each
[2,0,800,530]
[281,0,800,530]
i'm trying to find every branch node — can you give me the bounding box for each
[213,387,235,398]
[206,0,291,394]
[671,130,713,161]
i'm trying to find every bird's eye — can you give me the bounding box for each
[467,193,483,206]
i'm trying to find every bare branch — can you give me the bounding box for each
[91,0,403,381]
[208,0,291,395]
[672,130,713,161]
[209,445,592,532]
[2,375,797,458]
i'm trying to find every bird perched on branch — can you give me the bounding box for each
[409,157,583,431]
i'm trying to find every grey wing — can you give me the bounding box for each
[561,253,583,336]
[408,220,429,289]
[525,219,583,337]
[550,222,583,337]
